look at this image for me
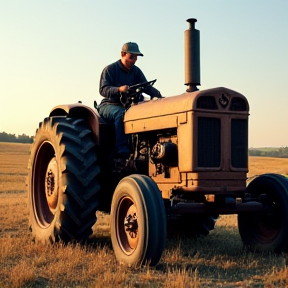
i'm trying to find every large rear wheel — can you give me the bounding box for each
[238,174,288,252]
[28,117,101,243]
[110,174,166,266]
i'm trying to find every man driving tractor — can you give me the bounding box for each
[98,42,162,167]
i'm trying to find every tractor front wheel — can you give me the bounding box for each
[110,174,166,266]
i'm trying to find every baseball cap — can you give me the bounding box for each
[122,42,144,56]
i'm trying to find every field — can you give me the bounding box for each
[1,142,288,288]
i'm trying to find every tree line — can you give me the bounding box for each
[0,132,33,143]
[249,147,288,158]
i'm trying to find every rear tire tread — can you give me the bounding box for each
[28,117,101,243]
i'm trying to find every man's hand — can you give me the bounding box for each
[118,85,129,93]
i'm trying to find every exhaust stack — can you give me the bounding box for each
[185,18,200,92]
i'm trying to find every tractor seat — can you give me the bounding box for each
[94,100,109,124]
[93,100,117,129]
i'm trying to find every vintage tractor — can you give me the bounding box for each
[27,19,288,266]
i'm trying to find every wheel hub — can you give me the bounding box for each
[45,157,59,213]
[124,204,138,249]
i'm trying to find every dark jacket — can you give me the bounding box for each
[99,60,161,105]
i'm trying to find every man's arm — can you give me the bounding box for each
[145,85,163,99]
[136,68,162,99]
[99,65,120,99]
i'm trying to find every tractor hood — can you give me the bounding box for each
[124,87,249,134]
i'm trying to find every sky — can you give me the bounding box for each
[0,0,287,148]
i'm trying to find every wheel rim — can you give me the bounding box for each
[251,199,281,242]
[116,196,139,255]
[32,141,59,228]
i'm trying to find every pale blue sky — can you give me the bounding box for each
[0,0,287,147]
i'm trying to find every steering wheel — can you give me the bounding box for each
[128,79,156,93]
[120,79,157,108]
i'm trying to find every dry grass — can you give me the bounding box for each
[1,142,288,288]
[248,156,288,178]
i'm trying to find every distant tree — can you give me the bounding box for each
[279,147,288,158]
[249,147,288,158]
[16,133,34,143]
[0,132,33,143]
[249,149,262,157]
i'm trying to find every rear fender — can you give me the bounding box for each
[49,103,101,145]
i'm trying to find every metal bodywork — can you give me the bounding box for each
[49,104,102,145]
[49,84,250,214]
[124,87,249,200]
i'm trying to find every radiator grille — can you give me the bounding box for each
[231,119,248,168]
[196,96,218,110]
[198,117,221,167]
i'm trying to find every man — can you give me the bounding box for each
[98,42,162,164]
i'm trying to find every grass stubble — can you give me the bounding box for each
[1,142,288,288]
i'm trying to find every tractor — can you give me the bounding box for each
[27,18,288,267]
